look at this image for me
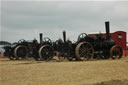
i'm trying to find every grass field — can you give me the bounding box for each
[0,57,128,85]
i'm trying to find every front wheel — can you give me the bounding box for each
[110,45,123,59]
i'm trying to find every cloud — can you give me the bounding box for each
[1,1,128,43]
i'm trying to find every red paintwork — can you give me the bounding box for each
[88,31,127,57]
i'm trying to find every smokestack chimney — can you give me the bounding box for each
[63,30,66,43]
[39,33,43,43]
[105,21,110,40]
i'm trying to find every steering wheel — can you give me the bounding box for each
[78,33,88,41]
[44,37,52,43]
[18,39,26,43]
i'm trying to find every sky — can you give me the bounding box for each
[1,0,128,43]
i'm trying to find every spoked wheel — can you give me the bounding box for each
[38,45,54,61]
[110,45,123,59]
[78,33,88,41]
[75,42,94,61]
[14,45,28,60]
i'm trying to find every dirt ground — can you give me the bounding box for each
[0,57,128,85]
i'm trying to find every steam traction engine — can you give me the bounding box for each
[75,21,123,60]
[4,34,54,61]
[53,31,77,61]
[53,21,123,61]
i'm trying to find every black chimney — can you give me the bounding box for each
[63,30,66,43]
[39,33,43,43]
[105,21,110,40]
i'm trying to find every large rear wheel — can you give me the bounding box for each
[38,45,54,61]
[14,45,28,60]
[75,42,94,61]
